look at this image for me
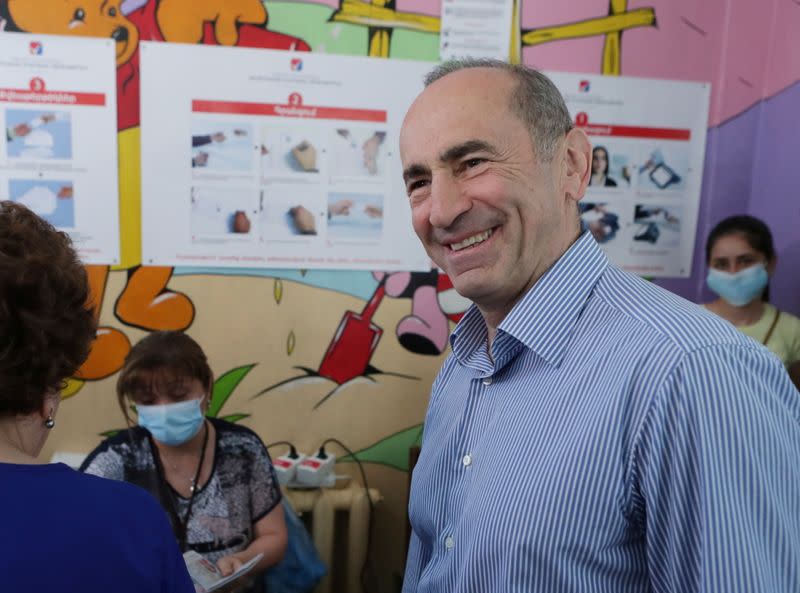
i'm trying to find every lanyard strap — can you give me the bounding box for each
[153,421,210,551]
[763,308,781,346]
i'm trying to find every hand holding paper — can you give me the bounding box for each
[184,551,263,593]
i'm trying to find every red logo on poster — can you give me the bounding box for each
[29,77,46,92]
[29,41,43,56]
[579,80,590,92]
[290,58,303,71]
[288,92,303,106]
[575,112,588,126]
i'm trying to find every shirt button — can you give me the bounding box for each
[482,377,492,386]
[462,454,472,467]
[445,536,454,550]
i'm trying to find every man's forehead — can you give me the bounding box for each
[425,66,514,95]
[401,105,508,162]
[415,71,510,113]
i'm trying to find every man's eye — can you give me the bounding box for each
[466,158,484,167]
[407,179,429,193]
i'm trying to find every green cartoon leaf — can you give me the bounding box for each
[220,413,250,424]
[207,364,255,418]
[339,424,423,471]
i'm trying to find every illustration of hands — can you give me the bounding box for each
[232,210,251,234]
[362,131,386,175]
[8,113,61,140]
[291,140,318,172]
[289,205,317,235]
[10,123,32,138]
[639,148,664,174]
[328,199,354,218]
[364,204,383,219]
[328,199,382,220]
[192,151,209,167]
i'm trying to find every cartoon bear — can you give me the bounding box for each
[3,0,139,65]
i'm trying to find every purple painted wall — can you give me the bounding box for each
[748,82,800,315]
[651,0,799,315]
[657,81,800,316]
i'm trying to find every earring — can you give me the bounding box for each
[44,416,55,429]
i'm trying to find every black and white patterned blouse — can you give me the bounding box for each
[81,418,281,570]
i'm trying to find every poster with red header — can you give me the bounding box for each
[552,72,710,278]
[140,42,430,271]
[0,32,119,264]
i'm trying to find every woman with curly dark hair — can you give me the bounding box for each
[0,202,195,593]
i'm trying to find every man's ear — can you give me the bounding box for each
[562,128,591,205]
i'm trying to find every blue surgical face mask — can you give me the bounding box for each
[137,398,205,446]
[706,263,768,307]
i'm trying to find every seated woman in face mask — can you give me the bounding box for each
[81,331,287,593]
[704,215,800,389]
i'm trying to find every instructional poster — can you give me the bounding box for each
[140,42,430,271]
[552,73,710,277]
[439,0,515,61]
[0,33,119,264]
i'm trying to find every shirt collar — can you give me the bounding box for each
[451,232,608,368]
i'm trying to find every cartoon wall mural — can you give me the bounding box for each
[2,0,797,590]
[1,0,312,392]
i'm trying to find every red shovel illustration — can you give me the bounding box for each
[318,277,386,384]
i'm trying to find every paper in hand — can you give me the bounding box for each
[183,551,263,592]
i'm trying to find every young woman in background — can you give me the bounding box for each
[704,215,800,389]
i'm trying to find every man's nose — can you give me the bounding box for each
[428,177,469,229]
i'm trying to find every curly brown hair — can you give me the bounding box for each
[0,201,96,416]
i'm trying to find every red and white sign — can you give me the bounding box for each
[192,97,386,123]
[0,78,106,106]
[140,42,430,271]
[0,32,119,265]
[552,71,710,278]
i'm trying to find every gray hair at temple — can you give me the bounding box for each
[424,59,574,162]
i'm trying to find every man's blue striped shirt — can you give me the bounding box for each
[404,231,800,592]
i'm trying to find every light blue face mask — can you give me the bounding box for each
[706,263,768,307]
[137,398,205,446]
